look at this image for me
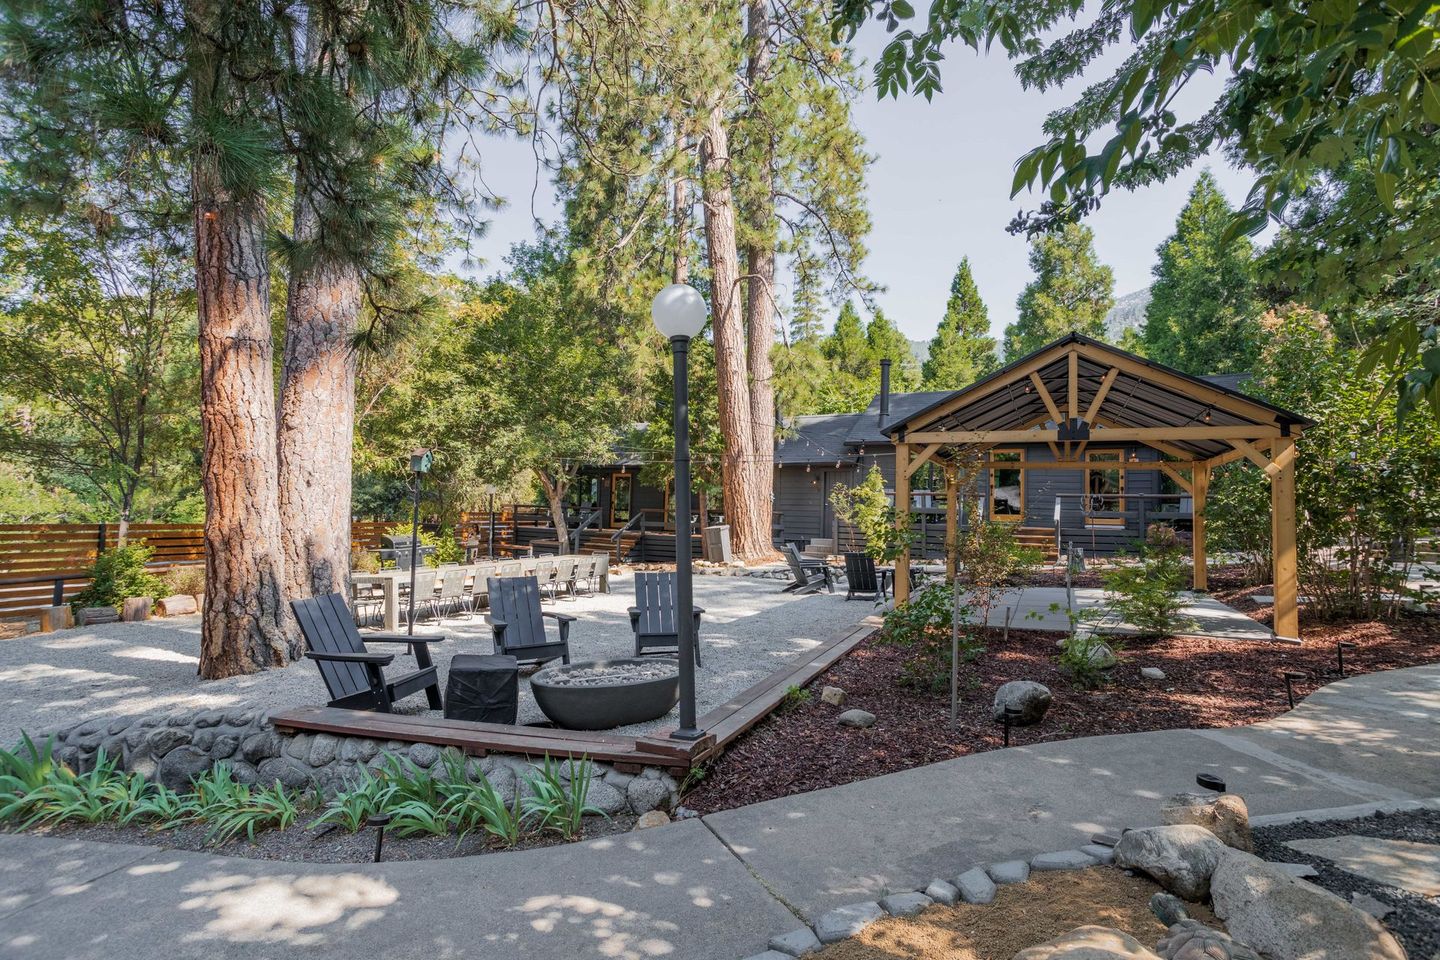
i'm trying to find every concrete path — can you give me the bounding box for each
[3,664,1437,960]
[978,586,1275,641]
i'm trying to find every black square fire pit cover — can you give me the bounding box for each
[444,654,519,725]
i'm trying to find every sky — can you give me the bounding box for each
[456,19,1260,345]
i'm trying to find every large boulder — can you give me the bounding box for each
[1160,792,1253,852]
[1209,849,1406,960]
[1113,825,1226,901]
[1011,926,1162,959]
[993,681,1053,726]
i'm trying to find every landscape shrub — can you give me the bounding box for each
[350,549,382,575]
[1056,631,1116,690]
[879,581,980,692]
[162,564,206,598]
[70,543,167,611]
[2,736,608,850]
[1101,524,1194,638]
[829,465,917,562]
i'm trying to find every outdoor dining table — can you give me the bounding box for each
[352,554,609,630]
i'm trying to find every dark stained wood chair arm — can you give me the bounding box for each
[305,650,396,666]
[364,634,449,645]
[693,605,706,615]
[543,612,577,623]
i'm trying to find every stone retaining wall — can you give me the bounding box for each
[46,710,679,817]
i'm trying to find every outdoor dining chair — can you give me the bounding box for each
[434,567,469,619]
[842,552,892,601]
[293,592,446,712]
[486,575,573,666]
[533,558,559,601]
[552,556,579,600]
[400,568,438,626]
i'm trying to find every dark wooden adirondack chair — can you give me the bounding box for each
[487,576,573,666]
[292,593,445,712]
[628,572,704,665]
[782,542,834,594]
[843,552,892,601]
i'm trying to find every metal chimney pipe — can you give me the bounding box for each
[879,358,892,427]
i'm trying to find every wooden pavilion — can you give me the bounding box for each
[885,334,1312,640]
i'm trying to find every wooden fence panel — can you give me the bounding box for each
[1,521,402,619]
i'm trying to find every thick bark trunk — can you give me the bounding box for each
[191,0,291,678]
[698,102,769,561]
[193,166,291,678]
[742,0,778,559]
[277,165,362,633]
[538,470,570,552]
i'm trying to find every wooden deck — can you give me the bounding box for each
[267,615,882,772]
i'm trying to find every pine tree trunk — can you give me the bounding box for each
[698,101,768,561]
[277,164,362,640]
[191,0,290,678]
[744,0,778,558]
[192,154,290,679]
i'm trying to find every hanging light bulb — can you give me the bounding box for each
[1203,407,1212,423]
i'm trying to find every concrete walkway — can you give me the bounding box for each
[3,664,1437,960]
[978,586,1275,641]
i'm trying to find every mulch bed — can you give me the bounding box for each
[683,584,1440,815]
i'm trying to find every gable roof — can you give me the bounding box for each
[775,413,859,466]
[843,390,953,446]
[882,333,1310,461]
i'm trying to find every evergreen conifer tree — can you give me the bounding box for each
[923,258,997,389]
[1005,223,1114,358]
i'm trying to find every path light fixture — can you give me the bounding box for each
[1281,669,1307,708]
[1336,640,1357,677]
[1000,705,1024,747]
[367,812,392,863]
[407,448,433,636]
[651,283,707,741]
[1196,773,1226,793]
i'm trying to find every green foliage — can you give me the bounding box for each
[350,549,382,575]
[1005,224,1114,358]
[310,769,396,834]
[521,757,602,841]
[442,772,523,847]
[864,310,920,390]
[952,478,1045,626]
[835,0,1440,416]
[181,764,302,844]
[70,544,166,611]
[879,582,978,691]
[1205,464,1271,581]
[780,684,812,712]
[923,258,998,389]
[829,465,915,562]
[162,565,206,598]
[1101,525,1194,638]
[1056,631,1115,691]
[1141,173,1261,375]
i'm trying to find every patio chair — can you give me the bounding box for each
[400,568,438,626]
[552,556,579,600]
[293,592,445,712]
[349,581,383,627]
[486,575,573,666]
[434,567,469,619]
[533,558,558,601]
[497,560,522,577]
[782,543,834,595]
[467,563,496,611]
[629,572,704,665]
[843,552,892,602]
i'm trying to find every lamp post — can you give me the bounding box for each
[483,483,498,559]
[651,283,707,741]
[407,448,433,636]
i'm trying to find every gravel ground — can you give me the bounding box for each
[1253,809,1440,958]
[0,571,874,745]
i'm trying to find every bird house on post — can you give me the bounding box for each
[409,448,433,475]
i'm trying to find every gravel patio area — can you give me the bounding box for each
[0,571,876,746]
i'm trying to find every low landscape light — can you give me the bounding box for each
[1281,669,1307,708]
[367,812,392,862]
[1336,640,1357,677]
[1196,773,1226,793]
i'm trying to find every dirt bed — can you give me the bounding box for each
[815,868,1215,960]
[684,601,1440,814]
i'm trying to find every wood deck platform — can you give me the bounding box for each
[267,615,881,772]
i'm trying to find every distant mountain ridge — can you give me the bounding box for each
[1105,288,1151,341]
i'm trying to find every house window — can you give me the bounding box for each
[1155,469,1185,515]
[990,450,1024,522]
[610,472,633,526]
[1085,451,1124,525]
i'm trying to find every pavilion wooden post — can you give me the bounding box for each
[944,464,958,582]
[1270,435,1299,640]
[1191,464,1210,591]
[895,441,911,603]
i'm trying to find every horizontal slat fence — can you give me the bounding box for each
[1,521,397,619]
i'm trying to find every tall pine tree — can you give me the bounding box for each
[1005,223,1114,358]
[923,258,997,389]
[1141,172,1261,375]
[865,309,920,390]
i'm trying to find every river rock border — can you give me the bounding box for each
[742,845,1118,959]
[44,710,679,817]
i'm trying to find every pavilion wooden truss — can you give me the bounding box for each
[884,334,1312,640]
